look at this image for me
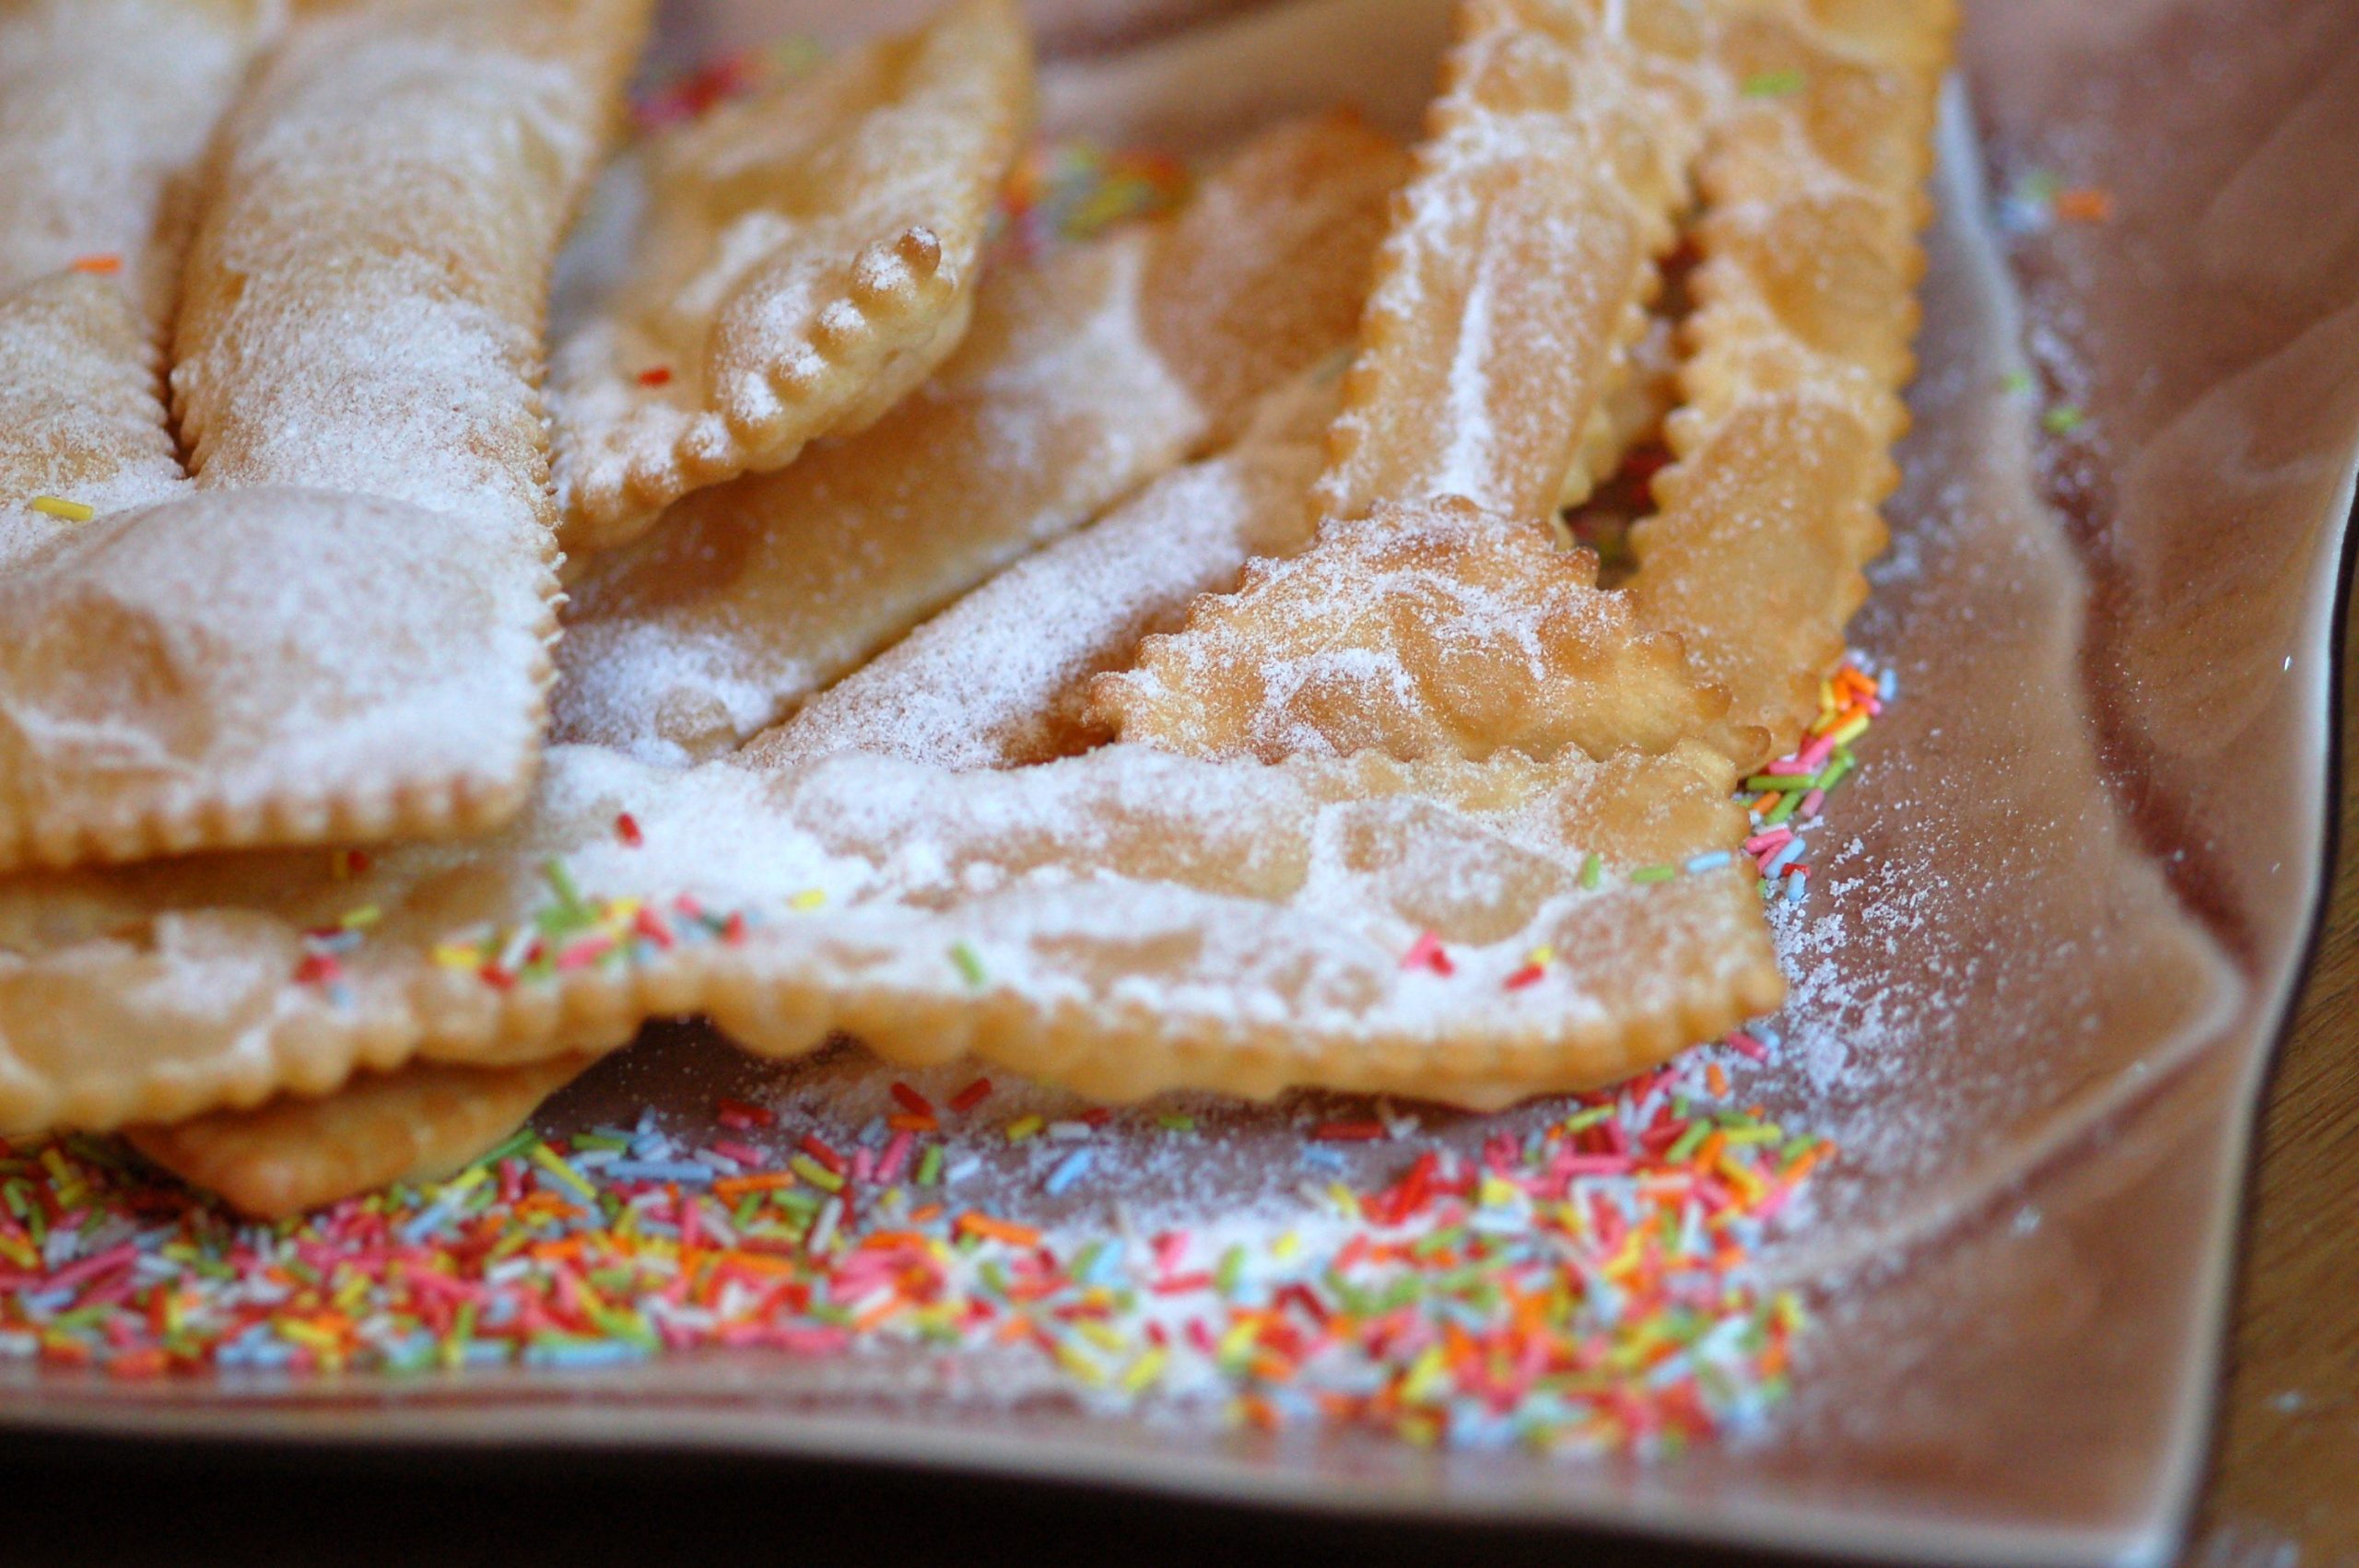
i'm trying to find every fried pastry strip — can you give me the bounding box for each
[0,0,271,326]
[555,115,1406,765]
[0,0,651,873]
[0,736,1777,1132]
[760,379,1335,771]
[126,1055,597,1221]
[550,0,1035,556]
[1097,494,1751,762]
[1313,0,1712,522]
[0,0,267,567]
[1627,0,1953,762]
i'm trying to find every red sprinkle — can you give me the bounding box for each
[798,1135,847,1176]
[615,813,644,847]
[888,1082,934,1117]
[948,1078,993,1114]
[294,954,342,986]
[637,366,674,387]
[715,1097,773,1129]
[1504,963,1547,991]
[1314,1121,1386,1142]
[1401,930,1455,977]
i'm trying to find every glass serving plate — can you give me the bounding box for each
[4,2,2355,1563]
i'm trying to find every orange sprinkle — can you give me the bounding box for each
[711,1171,798,1199]
[2053,187,2113,223]
[886,1113,939,1134]
[906,1204,944,1224]
[1694,1130,1728,1170]
[69,253,121,275]
[1785,1144,1836,1180]
[851,1298,903,1334]
[1705,1062,1730,1097]
[859,1230,933,1252]
[955,1211,1041,1249]
[636,366,674,386]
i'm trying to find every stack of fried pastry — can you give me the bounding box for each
[0,0,1953,1216]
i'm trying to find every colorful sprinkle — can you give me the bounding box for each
[28,496,93,522]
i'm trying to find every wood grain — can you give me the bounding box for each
[2189,610,2359,1568]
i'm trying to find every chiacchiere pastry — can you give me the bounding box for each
[556,115,1406,764]
[2,0,1954,1219]
[0,0,651,873]
[549,0,1035,558]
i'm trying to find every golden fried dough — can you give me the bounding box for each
[0,0,651,873]
[550,0,1036,556]
[555,115,1406,764]
[127,1055,596,1221]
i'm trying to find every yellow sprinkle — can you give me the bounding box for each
[790,888,827,911]
[1479,1176,1520,1210]
[339,905,381,930]
[1054,1341,1108,1386]
[529,1144,595,1201]
[1400,1344,1449,1403]
[1121,1347,1168,1393]
[1270,1231,1300,1260]
[1217,1320,1260,1362]
[1828,712,1872,747]
[1003,1115,1043,1143]
[29,496,93,522]
[1326,1181,1357,1216]
[432,943,483,971]
[1075,1319,1127,1353]
[276,1320,343,1352]
[1525,944,1555,967]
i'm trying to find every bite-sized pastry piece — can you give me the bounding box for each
[556,115,1406,765]
[1628,0,1954,764]
[0,0,272,325]
[1096,495,1755,765]
[550,0,1035,557]
[0,0,651,873]
[1314,0,1714,522]
[127,1055,597,1221]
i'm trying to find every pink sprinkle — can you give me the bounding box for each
[1724,1031,1769,1061]
[1794,735,1835,771]
[1155,1231,1191,1273]
[1800,789,1825,818]
[1764,756,1813,777]
[710,1139,766,1166]
[1742,829,1792,857]
[850,1148,875,1185]
[41,1242,137,1293]
[1559,1154,1636,1176]
[876,1129,914,1184]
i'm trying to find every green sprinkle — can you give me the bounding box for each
[1761,789,1803,827]
[949,941,987,988]
[1215,1244,1245,1296]
[916,1144,945,1187]
[1631,864,1677,884]
[1664,1121,1713,1163]
[475,1129,536,1170]
[1579,852,1602,890]
[540,857,588,915]
[1156,1114,1196,1133]
[2000,369,2035,396]
[2015,168,2061,204]
[789,1153,844,1193]
[2042,404,2085,435]
[1742,68,1805,97]
[1743,774,1813,792]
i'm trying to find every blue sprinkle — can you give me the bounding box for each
[1044,1148,1094,1196]
[1784,871,1807,905]
[605,1159,714,1186]
[1299,1146,1347,1173]
[1763,837,1806,877]
[525,1339,651,1369]
[1877,668,1896,701]
[1684,850,1731,874]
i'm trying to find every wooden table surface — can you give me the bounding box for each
[2188,613,2359,1568]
